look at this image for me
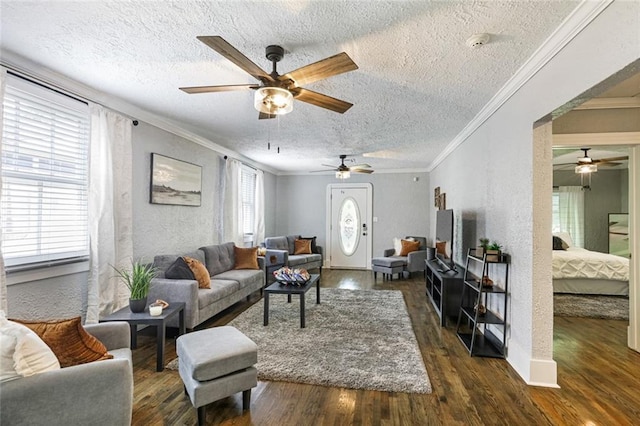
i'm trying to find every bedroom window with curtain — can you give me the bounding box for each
[552,186,585,247]
[240,166,256,247]
[1,74,90,270]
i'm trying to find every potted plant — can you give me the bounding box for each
[486,241,502,262]
[113,260,157,313]
[476,238,490,257]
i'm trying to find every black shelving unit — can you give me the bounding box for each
[455,248,509,357]
[425,259,465,327]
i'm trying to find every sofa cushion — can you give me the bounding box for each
[198,280,241,309]
[294,239,312,255]
[264,236,289,252]
[215,269,264,289]
[299,236,318,253]
[184,256,211,289]
[164,257,196,280]
[14,317,113,368]
[154,250,205,277]
[0,315,60,382]
[286,235,300,254]
[200,242,235,276]
[234,246,259,270]
[400,239,421,256]
[287,255,308,267]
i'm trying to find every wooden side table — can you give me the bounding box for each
[100,302,185,372]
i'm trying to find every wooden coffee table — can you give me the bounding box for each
[100,302,185,372]
[263,274,320,328]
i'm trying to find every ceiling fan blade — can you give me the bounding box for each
[594,156,629,163]
[310,169,336,173]
[321,163,339,168]
[350,163,371,169]
[258,111,276,120]
[180,84,259,94]
[352,169,374,174]
[599,162,623,167]
[281,52,358,87]
[197,36,274,83]
[554,162,579,166]
[291,88,353,113]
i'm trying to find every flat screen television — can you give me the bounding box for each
[435,209,456,272]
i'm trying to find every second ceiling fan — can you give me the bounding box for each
[180,36,358,119]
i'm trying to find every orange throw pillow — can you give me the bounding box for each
[399,239,421,256]
[183,256,211,289]
[436,241,449,258]
[234,246,259,270]
[13,317,112,368]
[294,239,312,255]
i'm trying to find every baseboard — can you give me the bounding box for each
[507,339,559,388]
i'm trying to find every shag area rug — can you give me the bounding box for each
[554,294,629,320]
[167,288,431,394]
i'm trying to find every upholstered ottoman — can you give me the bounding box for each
[372,257,405,281]
[177,326,258,426]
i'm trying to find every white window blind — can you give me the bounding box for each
[1,75,90,269]
[240,167,256,243]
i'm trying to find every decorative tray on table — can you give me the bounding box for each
[273,267,311,286]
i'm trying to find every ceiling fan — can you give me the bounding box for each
[311,155,374,179]
[179,36,358,119]
[553,148,628,172]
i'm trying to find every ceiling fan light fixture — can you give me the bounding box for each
[575,163,597,174]
[336,170,351,180]
[254,87,293,115]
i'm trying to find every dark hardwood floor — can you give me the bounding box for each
[131,269,640,425]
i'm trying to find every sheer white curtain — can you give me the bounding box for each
[558,186,585,248]
[0,67,7,313]
[86,104,133,323]
[253,169,265,245]
[222,158,243,245]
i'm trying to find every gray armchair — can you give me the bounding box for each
[0,322,133,426]
[383,236,428,275]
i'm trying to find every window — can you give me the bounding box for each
[551,186,584,247]
[240,166,256,246]
[1,75,90,270]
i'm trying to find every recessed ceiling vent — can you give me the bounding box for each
[466,33,490,48]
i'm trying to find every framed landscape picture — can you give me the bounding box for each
[150,153,202,206]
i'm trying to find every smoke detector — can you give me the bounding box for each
[466,33,490,48]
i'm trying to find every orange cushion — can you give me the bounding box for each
[399,239,421,256]
[13,317,112,368]
[183,256,211,289]
[294,239,312,255]
[436,241,448,258]
[234,246,259,270]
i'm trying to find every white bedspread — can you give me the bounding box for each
[552,247,629,281]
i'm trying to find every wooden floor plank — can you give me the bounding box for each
[129,269,640,425]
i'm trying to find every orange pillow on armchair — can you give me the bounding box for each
[399,239,420,256]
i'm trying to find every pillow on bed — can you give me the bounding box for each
[553,232,573,248]
[552,236,568,250]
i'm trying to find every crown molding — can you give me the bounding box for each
[427,0,614,172]
[0,49,279,175]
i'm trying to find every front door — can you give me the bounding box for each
[328,184,372,269]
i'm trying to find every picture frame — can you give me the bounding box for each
[150,153,202,206]
[438,193,446,210]
[608,213,629,258]
[434,187,440,208]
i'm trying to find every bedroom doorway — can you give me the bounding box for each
[545,66,640,353]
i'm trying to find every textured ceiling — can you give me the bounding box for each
[0,1,580,173]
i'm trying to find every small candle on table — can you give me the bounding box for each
[149,304,162,316]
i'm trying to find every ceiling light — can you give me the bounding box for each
[254,87,293,115]
[466,33,490,48]
[575,164,597,174]
[336,170,351,180]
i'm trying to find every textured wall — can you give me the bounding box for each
[275,172,429,260]
[553,169,624,252]
[428,0,639,385]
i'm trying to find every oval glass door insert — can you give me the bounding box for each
[338,197,360,256]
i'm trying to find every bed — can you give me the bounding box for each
[552,232,629,296]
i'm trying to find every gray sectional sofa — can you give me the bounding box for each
[149,242,265,330]
[263,235,323,277]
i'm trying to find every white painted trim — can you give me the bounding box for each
[325,183,373,270]
[6,261,90,285]
[0,50,278,175]
[628,145,639,352]
[427,0,614,172]
[573,97,640,110]
[553,131,640,146]
[507,339,560,388]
